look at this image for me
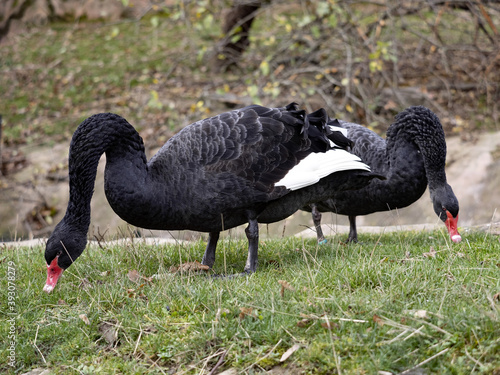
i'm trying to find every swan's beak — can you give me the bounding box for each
[445,211,461,243]
[43,256,64,293]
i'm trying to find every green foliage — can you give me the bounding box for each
[146,90,163,109]
[369,41,398,72]
[1,0,498,149]
[0,231,499,374]
[0,9,203,147]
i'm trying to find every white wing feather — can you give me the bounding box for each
[275,149,370,191]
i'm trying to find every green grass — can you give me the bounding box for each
[0,16,205,146]
[1,230,499,374]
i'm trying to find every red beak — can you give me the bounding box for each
[444,211,461,243]
[43,256,64,293]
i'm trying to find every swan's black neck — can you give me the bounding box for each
[386,106,447,189]
[63,113,147,231]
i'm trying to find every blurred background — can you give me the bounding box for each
[1,0,499,242]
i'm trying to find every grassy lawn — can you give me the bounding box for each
[1,230,499,374]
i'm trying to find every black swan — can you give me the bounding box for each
[304,106,461,243]
[44,103,382,292]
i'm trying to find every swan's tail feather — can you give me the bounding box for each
[297,106,354,154]
[281,103,355,153]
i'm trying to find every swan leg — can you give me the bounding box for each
[243,215,259,273]
[202,231,220,268]
[311,203,327,244]
[347,215,358,243]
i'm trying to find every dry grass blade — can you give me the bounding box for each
[400,348,450,374]
[208,348,229,375]
[242,339,282,373]
[423,246,437,258]
[280,344,301,362]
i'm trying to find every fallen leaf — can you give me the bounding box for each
[143,324,158,334]
[128,270,141,282]
[239,307,254,320]
[278,280,295,290]
[128,269,153,282]
[423,247,437,258]
[278,279,295,297]
[297,318,313,327]
[413,310,428,319]
[18,368,51,375]
[217,369,238,375]
[79,314,90,325]
[383,100,397,110]
[98,321,118,346]
[493,292,500,301]
[273,64,285,76]
[321,319,339,330]
[170,261,210,273]
[280,344,301,362]
[373,314,384,326]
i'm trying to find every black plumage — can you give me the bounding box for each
[44,103,380,292]
[305,106,461,243]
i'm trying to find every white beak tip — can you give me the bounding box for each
[43,284,55,293]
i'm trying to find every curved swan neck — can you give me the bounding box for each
[386,106,447,187]
[63,113,147,230]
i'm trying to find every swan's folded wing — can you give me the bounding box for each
[275,149,371,191]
